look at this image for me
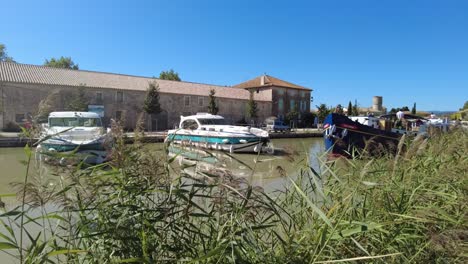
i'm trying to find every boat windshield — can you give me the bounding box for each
[49,117,102,127]
[197,118,226,125]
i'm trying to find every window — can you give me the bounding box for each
[198,118,226,125]
[49,117,102,127]
[116,111,122,120]
[181,119,198,130]
[302,100,307,111]
[15,114,24,123]
[290,99,295,110]
[301,91,305,98]
[277,88,285,95]
[116,91,123,102]
[96,92,103,102]
[198,97,204,106]
[184,96,190,106]
[278,98,284,112]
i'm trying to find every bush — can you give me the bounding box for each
[0,126,466,263]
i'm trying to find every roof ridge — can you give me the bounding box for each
[0,61,231,88]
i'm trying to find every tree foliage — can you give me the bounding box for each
[334,104,344,115]
[389,106,410,114]
[44,56,79,69]
[159,69,181,81]
[347,101,353,116]
[285,108,299,126]
[143,81,162,115]
[0,43,15,62]
[460,101,468,111]
[246,92,258,120]
[316,104,331,123]
[35,90,61,122]
[66,86,89,112]
[207,89,219,115]
[352,101,359,116]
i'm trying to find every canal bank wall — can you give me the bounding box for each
[0,129,324,147]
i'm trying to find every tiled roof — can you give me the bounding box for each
[233,75,311,91]
[0,62,271,101]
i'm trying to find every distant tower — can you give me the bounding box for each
[372,96,383,111]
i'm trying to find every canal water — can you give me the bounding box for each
[0,138,324,263]
[0,138,324,195]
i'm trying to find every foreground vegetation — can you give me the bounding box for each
[0,126,466,263]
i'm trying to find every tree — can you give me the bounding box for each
[44,56,79,69]
[353,100,359,116]
[285,108,299,127]
[411,102,417,115]
[207,89,219,115]
[159,69,181,81]
[246,92,258,121]
[316,103,331,123]
[35,90,61,123]
[0,44,15,62]
[460,101,468,111]
[143,81,162,115]
[301,112,316,128]
[335,104,344,115]
[347,101,353,116]
[66,86,89,111]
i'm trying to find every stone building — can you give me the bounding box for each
[0,62,311,130]
[234,75,312,121]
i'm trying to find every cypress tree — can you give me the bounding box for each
[207,89,219,115]
[347,101,353,116]
[143,81,162,115]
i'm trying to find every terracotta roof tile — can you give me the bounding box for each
[233,75,311,91]
[0,62,272,101]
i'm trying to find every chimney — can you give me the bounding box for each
[260,75,265,85]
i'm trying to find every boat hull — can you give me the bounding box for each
[166,133,271,153]
[323,113,402,158]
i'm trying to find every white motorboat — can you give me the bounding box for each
[36,111,110,164]
[166,113,272,153]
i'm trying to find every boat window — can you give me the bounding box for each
[197,118,226,125]
[49,117,102,127]
[181,119,199,130]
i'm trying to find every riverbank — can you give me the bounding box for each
[0,128,324,147]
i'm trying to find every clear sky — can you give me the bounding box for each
[1,0,467,111]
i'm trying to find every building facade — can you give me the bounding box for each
[234,75,312,121]
[0,62,312,130]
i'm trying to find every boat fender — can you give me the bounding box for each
[325,125,336,139]
[254,144,259,153]
[229,145,234,153]
[239,139,247,144]
[340,129,348,139]
[222,139,230,144]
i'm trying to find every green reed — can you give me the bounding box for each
[0,124,466,263]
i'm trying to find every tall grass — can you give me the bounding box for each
[0,124,466,263]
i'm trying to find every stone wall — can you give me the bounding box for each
[0,82,272,130]
[271,87,311,119]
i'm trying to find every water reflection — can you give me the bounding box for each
[0,138,325,195]
[166,138,325,191]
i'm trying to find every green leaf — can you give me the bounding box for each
[47,249,87,256]
[0,193,16,198]
[114,258,145,263]
[0,242,18,249]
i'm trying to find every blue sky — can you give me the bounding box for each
[1,0,467,111]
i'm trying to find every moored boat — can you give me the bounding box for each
[323,113,429,158]
[166,113,272,153]
[36,111,110,164]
